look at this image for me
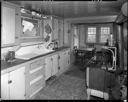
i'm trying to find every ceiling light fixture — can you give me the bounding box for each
[92,0,102,1]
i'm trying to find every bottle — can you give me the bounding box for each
[109,34,114,46]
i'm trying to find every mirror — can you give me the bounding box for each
[21,17,40,37]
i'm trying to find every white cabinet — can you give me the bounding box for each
[63,50,70,70]
[45,54,59,80]
[65,50,70,69]
[1,73,9,99]
[28,59,45,99]
[58,19,64,47]
[43,19,52,43]
[64,21,70,46]
[58,49,70,74]
[1,2,20,47]
[2,4,15,45]
[53,18,59,40]
[1,66,25,100]
[9,67,25,99]
[45,56,53,80]
[58,51,65,74]
[52,54,59,76]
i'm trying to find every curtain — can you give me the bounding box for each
[79,25,87,49]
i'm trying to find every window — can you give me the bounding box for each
[21,16,40,38]
[100,27,110,43]
[87,27,96,43]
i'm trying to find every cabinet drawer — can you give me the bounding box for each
[29,66,44,81]
[30,60,44,70]
[29,77,44,98]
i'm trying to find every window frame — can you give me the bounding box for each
[87,27,97,43]
[21,16,40,38]
[100,26,110,43]
[73,25,79,48]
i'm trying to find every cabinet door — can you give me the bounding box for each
[59,52,65,73]
[64,21,69,46]
[64,51,68,69]
[45,56,52,80]
[1,73,9,99]
[43,19,52,43]
[53,18,58,40]
[9,67,25,99]
[58,19,64,47]
[2,4,15,46]
[52,54,58,76]
[65,50,70,68]
[29,59,45,98]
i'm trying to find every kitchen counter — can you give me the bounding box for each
[1,47,70,74]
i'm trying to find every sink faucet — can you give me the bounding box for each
[46,42,54,49]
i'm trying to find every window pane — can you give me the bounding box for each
[100,27,110,42]
[88,34,96,42]
[73,26,79,48]
[87,27,96,43]
[101,36,109,42]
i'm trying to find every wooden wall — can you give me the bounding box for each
[123,22,127,70]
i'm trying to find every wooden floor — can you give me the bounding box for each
[33,64,112,100]
[33,64,87,100]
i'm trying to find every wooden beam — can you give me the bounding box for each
[65,15,118,23]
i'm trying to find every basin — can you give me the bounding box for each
[15,53,39,60]
[33,49,54,55]
[15,49,54,60]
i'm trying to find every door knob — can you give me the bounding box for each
[8,80,12,84]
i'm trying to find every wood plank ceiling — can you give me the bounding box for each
[9,0,126,18]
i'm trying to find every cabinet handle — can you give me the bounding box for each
[15,36,19,39]
[58,56,60,59]
[15,13,18,16]
[8,80,12,84]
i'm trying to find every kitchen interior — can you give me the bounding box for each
[1,0,127,100]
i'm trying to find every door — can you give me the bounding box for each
[2,4,15,46]
[45,56,52,80]
[1,73,9,99]
[9,67,25,99]
[52,54,58,76]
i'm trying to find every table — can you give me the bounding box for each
[74,48,95,65]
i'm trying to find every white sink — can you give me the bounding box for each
[16,49,54,60]
[34,49,54,55]
[16,53,39,60]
